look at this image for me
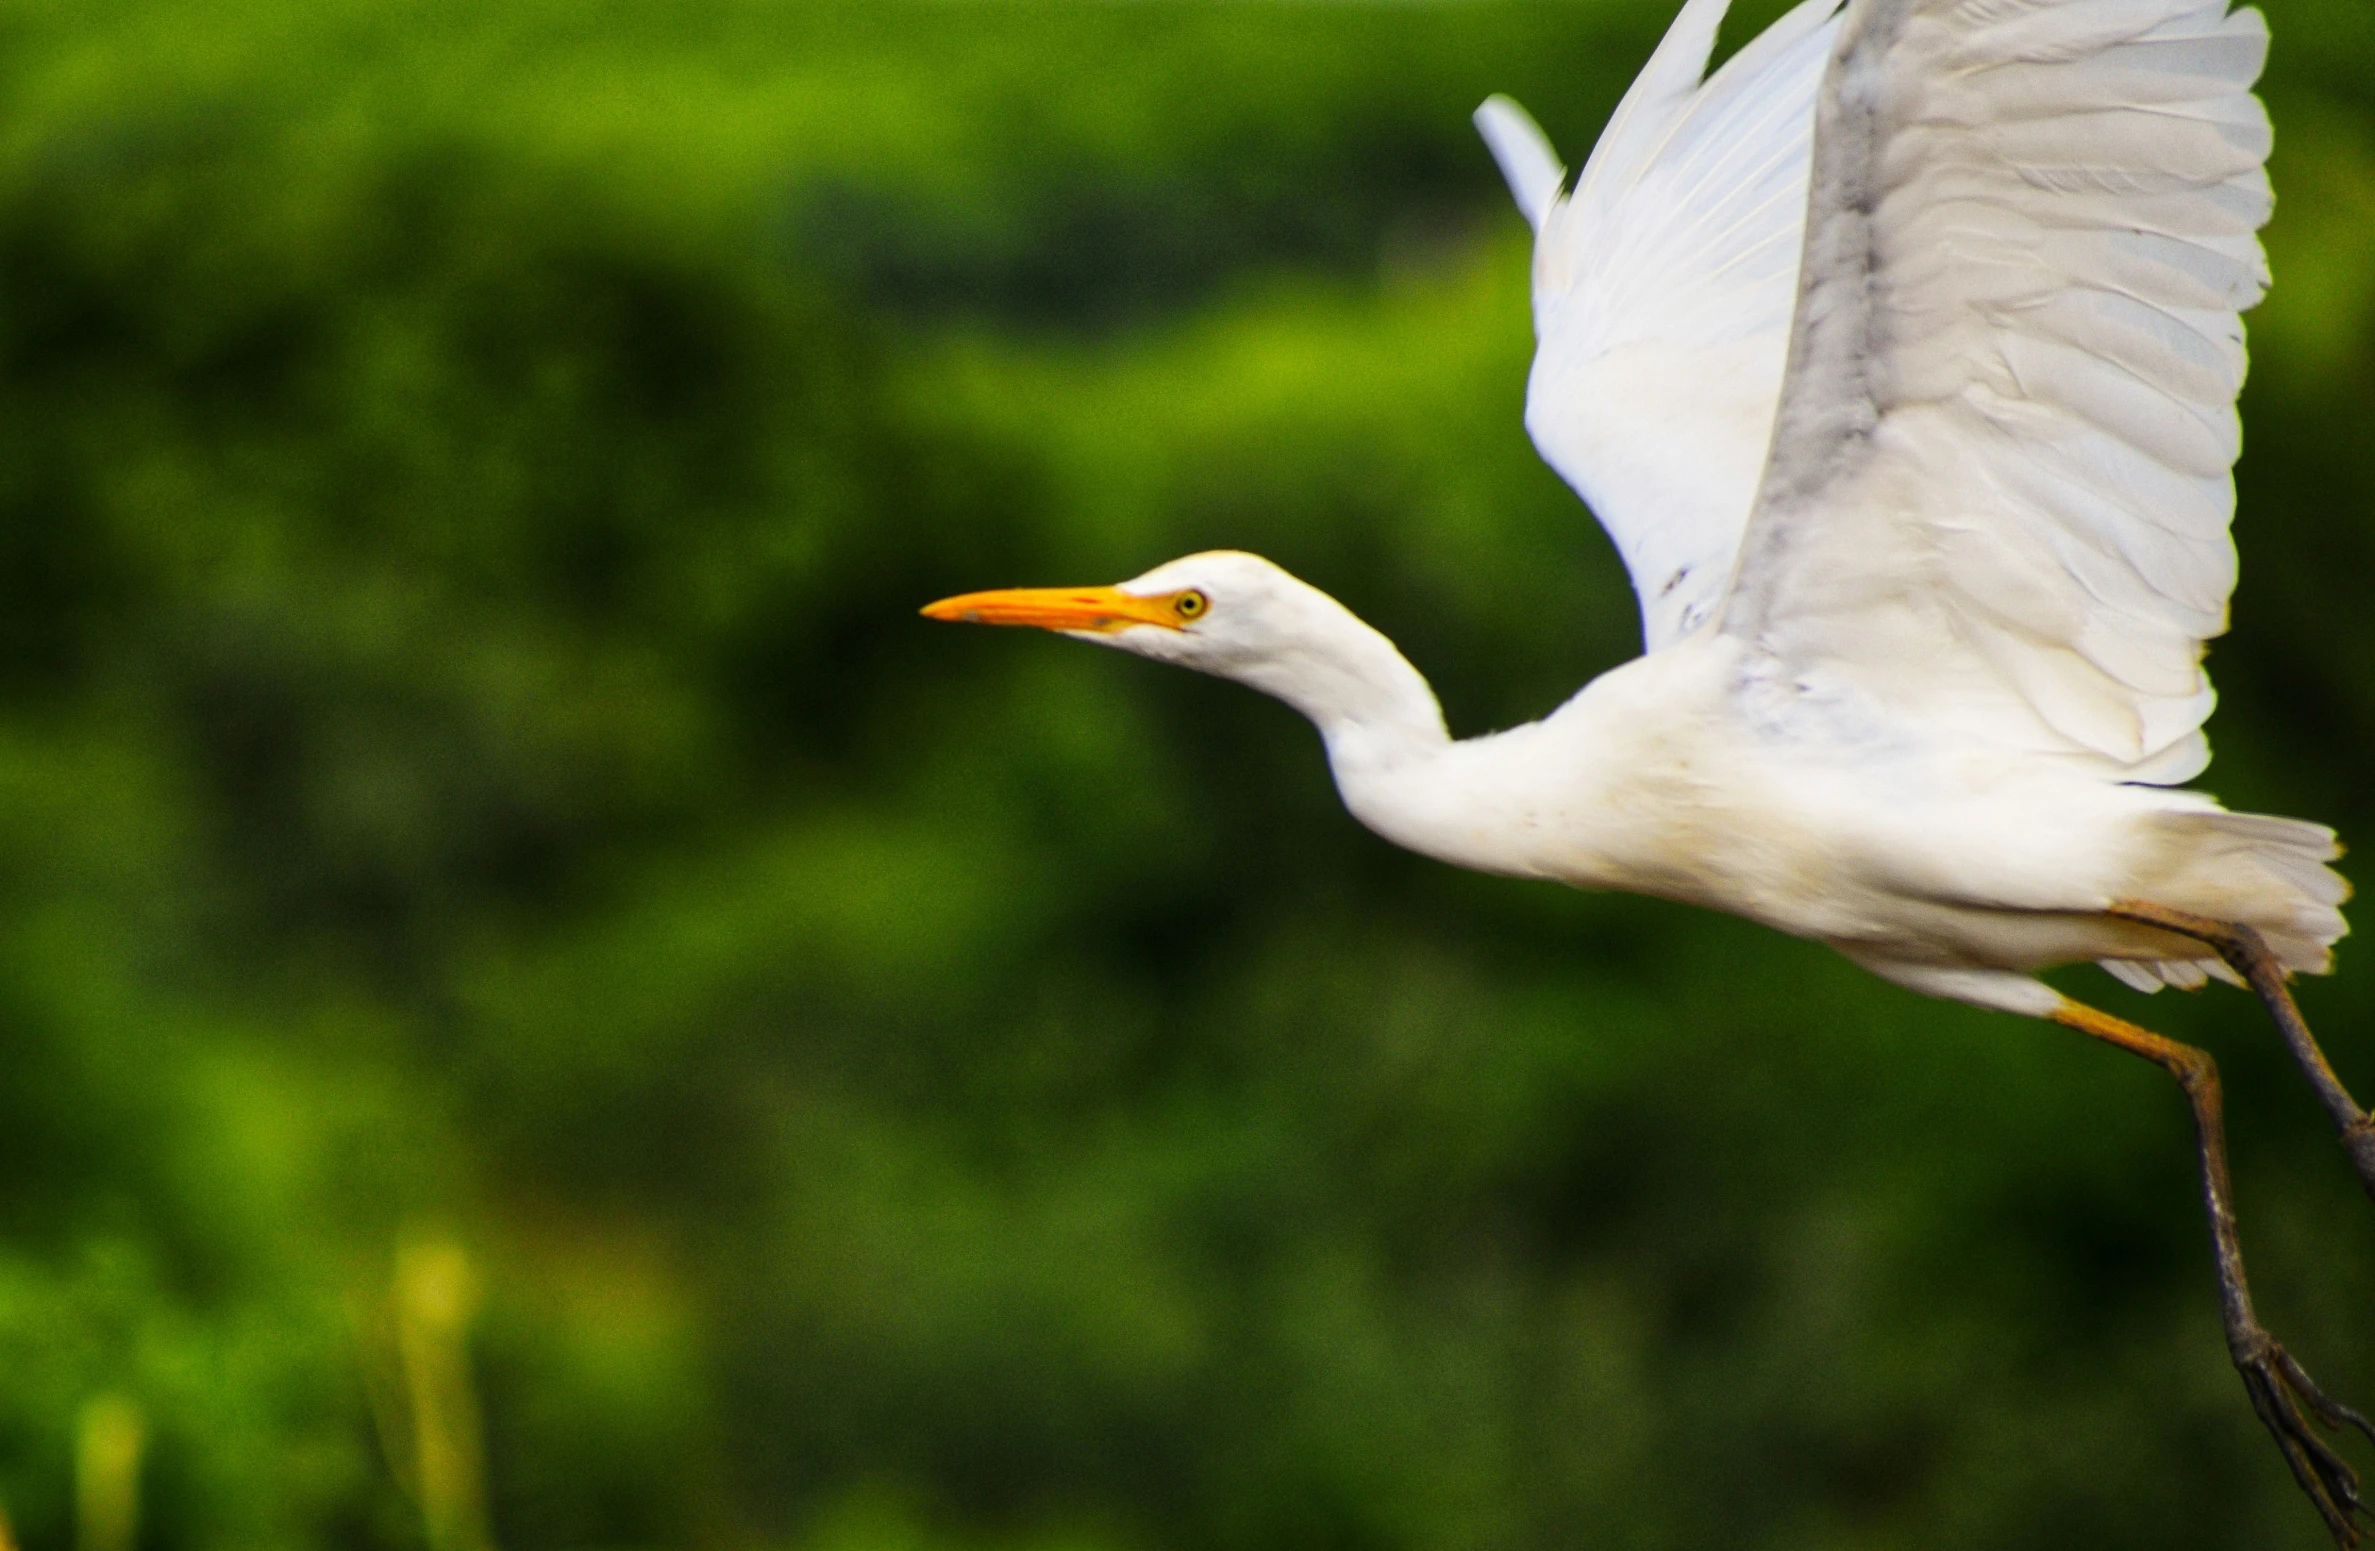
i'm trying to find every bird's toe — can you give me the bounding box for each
[2238,1337,2372,1548]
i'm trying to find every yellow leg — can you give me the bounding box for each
[2106,900,2375,1203]
[2053,997,2374,1547]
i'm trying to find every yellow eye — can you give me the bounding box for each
[1173,589,1210,621]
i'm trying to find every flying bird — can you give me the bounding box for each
[925,0,2375,1536]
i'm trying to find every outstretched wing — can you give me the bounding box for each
[1722,0,2271,784]
[1479,0,1845,651]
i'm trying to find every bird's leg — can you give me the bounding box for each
[2053,997,2375,1548]
[2107,899,2375,1203]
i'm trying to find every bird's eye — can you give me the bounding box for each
[1173,589,1210,621]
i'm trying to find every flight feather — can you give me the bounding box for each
[1486,0,1847,651]
[1722,0,2272,783]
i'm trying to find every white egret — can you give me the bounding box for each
[926,0,2375,1536]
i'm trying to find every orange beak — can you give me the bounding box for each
[920,585,1182,634]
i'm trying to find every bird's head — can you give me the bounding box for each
[923,549,1446,745]
[924,550,1316,678]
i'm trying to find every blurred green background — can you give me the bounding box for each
[0,0,2371,1547]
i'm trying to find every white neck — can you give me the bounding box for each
[1206,587,1448,759]
[1257,640,1447,765]
[1213,597,1566,877]
[1120,554,1584,879]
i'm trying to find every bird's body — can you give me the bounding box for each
[1104,549,2339,1020]
[937,0,2349,1018]
[927,0,2375,1536]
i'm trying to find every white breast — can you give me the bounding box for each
[1330,636,2168,955]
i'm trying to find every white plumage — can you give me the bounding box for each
[1473,0,2333,1003]
[1733,0,2269,792]
[934,0,2337,1012]
[927,2,2375,1535]
[1481,0,1843,649]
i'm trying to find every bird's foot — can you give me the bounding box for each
[2237,1332,2375,1548]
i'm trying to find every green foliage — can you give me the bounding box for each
[0,2,2370,1549]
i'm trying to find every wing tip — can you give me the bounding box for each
[1474,95,1566,231]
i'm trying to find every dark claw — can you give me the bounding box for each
[2276,1345,2375,1452]
[2239,1337,2372,1548]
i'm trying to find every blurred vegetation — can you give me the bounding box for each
[0,0,2369,1548]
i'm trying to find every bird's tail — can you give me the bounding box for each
[2100,809,2350,992]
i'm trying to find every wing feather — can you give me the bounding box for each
[1475,97,1567,231]
[1484,0,1849,651]
[1722,0,2270,784]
